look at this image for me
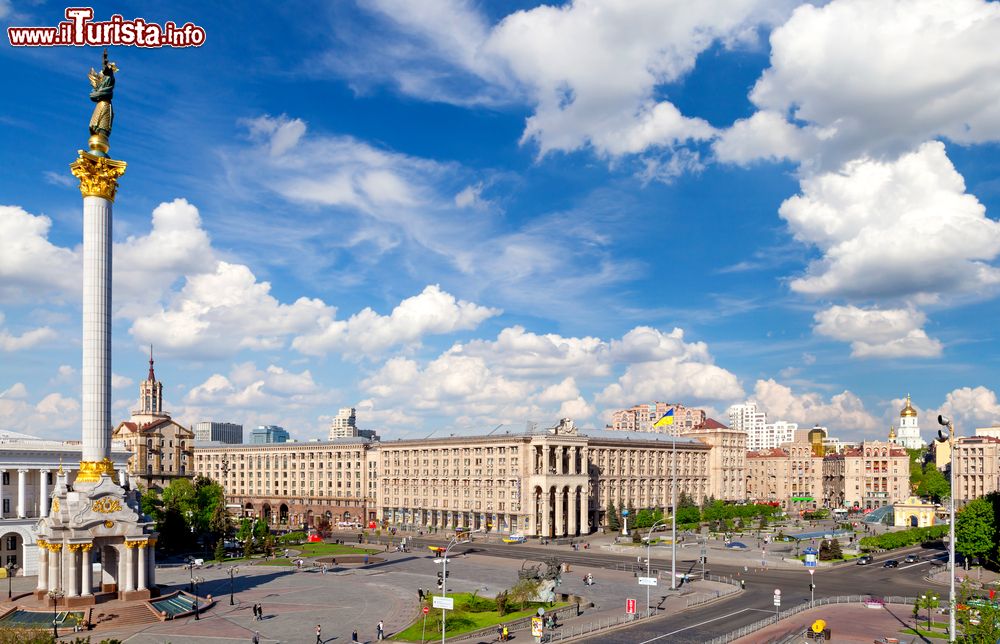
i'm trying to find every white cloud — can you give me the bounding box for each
[752,378,881,433]
[185,363,323,407]
[741,0,1000,166]
[486,1,783,158]
[292,285,500,357]
[111,373,134,389]
[597,328,743,406]
[453,326,609,378]
[0,383,80,437]
[130,261,333,358]
[0,205,79,302]
[780,142,1000,301]
[0,311,56,351]
[813,305,942,358]
[713,110,821,165]
[454,183,487,209]
[114,199,216,318]
[930,386,1000,431]
[243,114,307,157]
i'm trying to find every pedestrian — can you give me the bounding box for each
[497,625,503,641]
[316,624,323,644]
[377,619,385,640]
[352,629,359,642]
[502,625,509,641]
[252,631,260,644]
[418,588,424,601]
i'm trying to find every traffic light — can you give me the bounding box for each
[437,572,443,588]
[809,583,815,591]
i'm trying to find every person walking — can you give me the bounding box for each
[252,631,260,644]
[377,619,385,640]
[352,629,359,642]
[316,624,322,644]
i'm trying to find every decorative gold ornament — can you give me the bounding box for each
[37,539,48,549]
[76,458,117,483]
[103,520,114,529]
[69,151,127,202]
[48,543,63,553]
[137,541,147,549]
[52,498,60,513]
[92,497,122,514]
[81,543,93,552]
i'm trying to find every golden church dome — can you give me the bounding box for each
[900,394,917,418]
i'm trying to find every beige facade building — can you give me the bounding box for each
[112,353,194,491]
[746,439,823,512]
[607,402,706,435]
[681,421,746,501]
[952,435,1000,504]
[195,439,376,528]
[194,419,741,537]
[822,441,909,510]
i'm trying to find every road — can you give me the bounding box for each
[379,534,946,643]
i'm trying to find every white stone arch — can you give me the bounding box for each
[2,524,38,575]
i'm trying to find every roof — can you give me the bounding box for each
[699,418,728,429]
[747,448,788,458]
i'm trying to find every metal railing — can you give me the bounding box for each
[704,595,919,644]
[540,573,740,642]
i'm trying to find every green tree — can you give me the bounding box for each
[955,498,995,567]
[140,488,163,523]
[818,539,833,561]
[914,591,940,630]
[214,539,225,561]
[828,539,843,559]
[916,465,950,503]
[635,508,653,528]
[607,502,620,531]
[957,581,1000,643]
[907,448,927,492]
[209,493,232,538]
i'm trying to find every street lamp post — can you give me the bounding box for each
[671,431,677,591]
[187,557,195,593]
[645,519,666,617]
[937,415,956,644]
[440,529,480,644]
[228,565,239,605]
[808,569,814,606]
[192,576,204,620]
[5,562,18,599]
[47,589,64,639]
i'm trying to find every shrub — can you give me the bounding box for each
[859,525,948,551]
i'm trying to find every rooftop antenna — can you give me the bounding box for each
[487,424,503,435]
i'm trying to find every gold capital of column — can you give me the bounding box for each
[69,150,127,202]
[76,458,116,483]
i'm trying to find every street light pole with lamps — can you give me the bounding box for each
[228,565,239,605]
[47,588,64,639]
[439,529,480,644]
[671,431,678,591]
[192,576,204,620]
[937,414,957,644]
[5,562,18,599]
[645,518,666,617]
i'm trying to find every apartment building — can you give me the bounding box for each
[606,402,706,435]
[746,439,822,512]
[822,441,909,510]
[952,435,1000,504]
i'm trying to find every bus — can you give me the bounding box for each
[832,508,849,521]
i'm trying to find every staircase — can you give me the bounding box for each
[93,603,159,630]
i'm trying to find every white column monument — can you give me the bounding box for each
[17,468,27,518]
[33,50,158,607]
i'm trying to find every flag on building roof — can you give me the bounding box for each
[653,408,675,427]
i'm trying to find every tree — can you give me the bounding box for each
[916,465,950,503]
[828,539,843,559]
[818,539,833,561]
[607,502,620,531]
[214,539,225,562]
[209,495,232,539]
[955,498,995,567]
[957,581,1000,643]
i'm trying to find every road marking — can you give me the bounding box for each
[900,561,930,570]
[636,607,774,644]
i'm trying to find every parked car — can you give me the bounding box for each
[725,541,748,549]
[856,555,873,565]
[904,554,919,563]
[883,559,899,568]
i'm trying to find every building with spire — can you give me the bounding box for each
[113,349,195,490]
[894,394,925,450]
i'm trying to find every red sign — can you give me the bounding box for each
[990,589,996,601]
[423,606,430,615]
[626,598,637,615]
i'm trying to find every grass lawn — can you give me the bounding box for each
[389,593,567,641]
[292,542,378,556]
[900,627,950,640]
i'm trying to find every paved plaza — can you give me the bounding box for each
[732,602,924,643]
[1,540,733,643]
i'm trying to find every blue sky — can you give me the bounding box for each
[2,0,999,443]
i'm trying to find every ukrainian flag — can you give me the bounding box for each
[653,408,675,427]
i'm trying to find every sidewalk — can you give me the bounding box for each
[732,603,920,643]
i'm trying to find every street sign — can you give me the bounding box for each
[638,576,658,586]
[774,588,781,607]
[422,606,429,615]
[432,596,454,610]
[626,598,637,614]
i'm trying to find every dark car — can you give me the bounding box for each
[856,555,873,565]
[883,559,899,568]
[904,554,919,563]
[725,541,748,549]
